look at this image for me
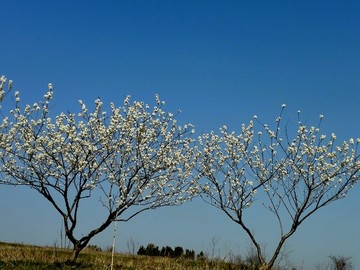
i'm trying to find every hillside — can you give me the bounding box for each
[0,242,243,270]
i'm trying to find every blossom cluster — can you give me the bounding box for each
[197,105,360,222]
[0,75,13,103]
[0,77,198,219]
[198,121,261,209]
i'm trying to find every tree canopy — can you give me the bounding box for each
[0,75,198,260]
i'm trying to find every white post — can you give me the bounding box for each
[110,217,118,270]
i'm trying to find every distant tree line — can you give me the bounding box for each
[137,243,200,260]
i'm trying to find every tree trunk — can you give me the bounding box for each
[72,246,81,262]
[259,264,270,270]
[71,243,85,262]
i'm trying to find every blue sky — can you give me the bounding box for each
[0,0,359,268]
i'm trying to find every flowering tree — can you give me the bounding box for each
[197,106,360,270]
[0,76,198,261]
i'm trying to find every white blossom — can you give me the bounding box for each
[0,81,199,258]
[197,109,360,268]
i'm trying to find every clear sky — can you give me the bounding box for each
[1,0,359,268]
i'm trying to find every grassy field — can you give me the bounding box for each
[0,242,246,270]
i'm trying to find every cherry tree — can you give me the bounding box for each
[197,106,360,270]
[0,76,198,261]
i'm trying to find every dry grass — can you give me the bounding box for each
[0,242,243,270]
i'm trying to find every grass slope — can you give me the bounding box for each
[0,242,244,270]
